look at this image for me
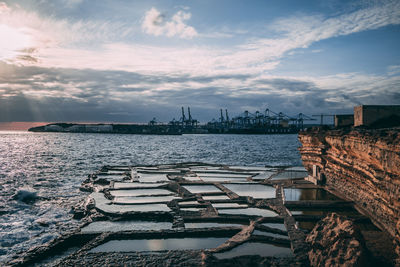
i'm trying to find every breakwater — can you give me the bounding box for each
[28,122,300,135]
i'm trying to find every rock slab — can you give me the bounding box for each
[306,213,368,267]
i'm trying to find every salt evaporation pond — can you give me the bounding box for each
[223,184,276,198]
[218,208,278,217]
[284,188,340,201]
[90,237,229,252]
[185,222,245,228]
[182,185,222,194]
[214,242,293,259]
[81,221,173,233]
[110,188,174,197]
[0,132,301,263]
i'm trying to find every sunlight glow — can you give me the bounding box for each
[0,24,32,60]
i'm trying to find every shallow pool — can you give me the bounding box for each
[185,222,244,228]
[110,189,174,197]
[182,185,222,194]
[113,195,180,204]
[81,221,172,233]
[223,184,276,199]
[213,242,292,259]
[218,208,278,217]
[90,237,228,252]
[284,188,341,201]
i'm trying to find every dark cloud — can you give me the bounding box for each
[1,61,399,123]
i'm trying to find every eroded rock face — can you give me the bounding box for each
[306,213,368,267]
[299,127,400,259]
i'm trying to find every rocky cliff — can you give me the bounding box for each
[298,127,400,260]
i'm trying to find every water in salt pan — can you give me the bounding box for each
[200,177,249,183]
[202,195,230,200]
[218,208,278,217]
[113,182,168,189]
[290,209,360,217]
[197,173,251,178]
[185,222,244,228]
[113,195,180,204]
[284,188,340,201]
[213,242,292,259]
[180,207,206,212]
[178,200,199,205]
[228,166,271,171]
[81,221,172,233]
[96,174,126,180]
[271,171,308,180]
[106,170,129,174]
[211,203,247,208]
[110,188,173,197]
[261,223,287,231]
[90,237,228,252]
[104,204,171,213]
[252,230,289,239]
[92,193,171,213]
[138,173,169,182]
[183,176,201,181]
[182,185,221,194]
[285,166,307,172]
[223,184,276,199]
[251,171,276,180]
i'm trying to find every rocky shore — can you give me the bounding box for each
[299,127,400,265]
[7,161,396,266]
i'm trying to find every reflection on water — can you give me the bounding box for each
[214,242,292,259]
[261,223,287,231]
[284,188,340,201]
[113,195,180,204]
[110,189,174,197]
[182,185,221,194]
[185,222,244,228]
[90,237,229,252]
[113,182,168,189]
[252,230,289,239]
[218,207,278,217]
[290,209,359,216]
[271,170,308,180]
[81,220,172,233]
[223,184,276,199]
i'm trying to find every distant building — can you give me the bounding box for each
[354,105,400,127]
[334,114,354,127]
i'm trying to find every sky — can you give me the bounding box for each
[0,0,399,125]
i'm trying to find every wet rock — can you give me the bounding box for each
[306,213,368,267]
[12,188,38,203]
[35,219,49,227]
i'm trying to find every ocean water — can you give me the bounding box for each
[0,131,301,263]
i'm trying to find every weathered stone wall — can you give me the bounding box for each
[298,127,400,258]
[354,105,400,127]
[334,114,354,128]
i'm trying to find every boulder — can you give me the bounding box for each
[306,213,368,267]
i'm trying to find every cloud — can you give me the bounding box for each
[1,1,399,77]
[142,7,197,39]
[1,59,399,123]
[237,0,400,62]
[0,1,399,123]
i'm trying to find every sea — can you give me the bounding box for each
[0,131,302,263]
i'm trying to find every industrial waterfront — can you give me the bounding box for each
[28,107,316,135]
